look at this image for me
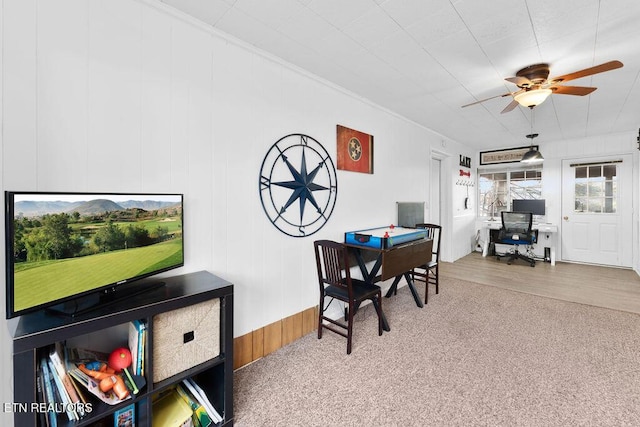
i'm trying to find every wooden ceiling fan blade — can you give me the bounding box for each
[550,60,623,84]
[461,92,512,108]
[500,99,519,114]
[551,85,597,96]
[505,76,533,87]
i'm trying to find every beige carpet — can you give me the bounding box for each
[233,277,640,426]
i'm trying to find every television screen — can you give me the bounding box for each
[5,191,184,318]
[512,199,546,216]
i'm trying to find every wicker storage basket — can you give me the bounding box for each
[152,298,220,382]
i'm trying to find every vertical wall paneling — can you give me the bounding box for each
[140,6,173,191]
[87,0,143,191]
[183,23,214,271]
[0,2,9,423]
[210,39,253,334]
[210,38,230,280]
[36,0,89,189]
[168,21,190,190]
[2,0,38,189]
[2,1,37,423]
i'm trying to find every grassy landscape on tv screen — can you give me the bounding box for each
[11,194,183,313]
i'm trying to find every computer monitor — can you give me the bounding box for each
[512,199,545,216]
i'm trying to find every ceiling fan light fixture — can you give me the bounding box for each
[514,88,552,108]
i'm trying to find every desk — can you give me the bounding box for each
[345,236,434,331]
[480,220,558,265]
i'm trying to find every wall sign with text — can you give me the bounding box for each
[459,155,471,168]
[479,146,538,165]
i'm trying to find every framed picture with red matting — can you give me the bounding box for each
[337,125,374,174]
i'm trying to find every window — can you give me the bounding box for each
[479,168,542,217]
[574,163,617,213]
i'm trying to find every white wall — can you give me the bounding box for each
[0,0,475,421]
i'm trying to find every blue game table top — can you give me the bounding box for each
[344,226,427,250]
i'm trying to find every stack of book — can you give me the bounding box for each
[37,342,89,426]
[152,378,223,427]
[128,319,147,376]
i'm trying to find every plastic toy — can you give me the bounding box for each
[79,362,129,400]
[108,347,132,373]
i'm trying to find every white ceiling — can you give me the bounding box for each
[159,0,640,150]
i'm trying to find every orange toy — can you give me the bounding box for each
[79,363,129,400]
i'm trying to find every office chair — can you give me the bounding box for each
[411,223,441,304]
[314,240,384,354]
[496,211,536,267]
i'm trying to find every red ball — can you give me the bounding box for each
[108,347,132,373]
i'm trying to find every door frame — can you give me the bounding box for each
[431,149,450,262]
[560,153,634,267]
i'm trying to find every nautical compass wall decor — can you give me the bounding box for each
[259,133,338,237]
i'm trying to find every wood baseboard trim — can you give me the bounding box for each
[233,306,318,370]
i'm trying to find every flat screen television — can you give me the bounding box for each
[5,191,184,318]
[512,198,546,216]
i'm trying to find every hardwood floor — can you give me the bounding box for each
[440,252,640,314]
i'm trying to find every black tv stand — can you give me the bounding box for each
[46,280,166,318]
[12,270,234,426]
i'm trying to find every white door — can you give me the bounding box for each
[561,154,632,267]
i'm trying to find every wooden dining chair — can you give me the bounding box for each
[314,240,384,354]
[411,223,442,304]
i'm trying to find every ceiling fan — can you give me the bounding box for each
[462,60,623,113]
